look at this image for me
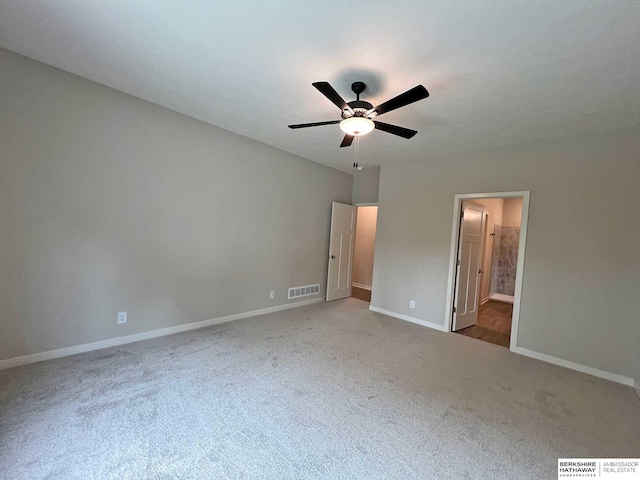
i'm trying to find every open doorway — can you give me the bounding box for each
[445,192,529,350]
[351,205,377,303]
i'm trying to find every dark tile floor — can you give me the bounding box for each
[456,300,513,348]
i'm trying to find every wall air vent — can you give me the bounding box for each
[288,284,321,300]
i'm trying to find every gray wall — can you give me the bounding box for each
[371,125,640,379]
[352,166,380,204]
[0,50,352,360]
[636,326,640,392]
[636,353,640,394]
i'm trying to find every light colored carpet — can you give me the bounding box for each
[1,298,639,479]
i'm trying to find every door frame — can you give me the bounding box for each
[444,191,530,352]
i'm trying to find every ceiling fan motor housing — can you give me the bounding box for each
[341,100,374,119]
[341,81,374,119]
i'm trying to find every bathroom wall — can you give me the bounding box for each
[502,197,523,227]
[490,225,520,296]
[490,197,523,296]
[471,198,504,302]
[352,206,378,289]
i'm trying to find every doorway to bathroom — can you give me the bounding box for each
[445,192,530,350]
[351,205,377,303]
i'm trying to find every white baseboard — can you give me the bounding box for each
[366,307,635,388]
[0,297,325,371]
[480,297,490,305]
[368,305,448,332]
[352,283,372,291]
[514,347,634,387]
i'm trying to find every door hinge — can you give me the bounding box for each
[460,210,464,218]
[456,258,460,266]
[453,307,456,313]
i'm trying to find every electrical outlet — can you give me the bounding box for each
[409,300,415,309]
[269,290,275,299]
[117,311,127,324]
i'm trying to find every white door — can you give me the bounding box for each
[326,202,357,301]
[452,202,486,330]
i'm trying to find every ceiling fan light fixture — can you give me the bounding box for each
[339,117,374,136]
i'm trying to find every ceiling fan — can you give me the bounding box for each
[288,81,429,147]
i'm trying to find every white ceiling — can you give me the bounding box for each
[1,1,639,171]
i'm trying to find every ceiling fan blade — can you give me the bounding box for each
[374,121,418,139]
[340,134,354,147]
[312,82,354,114]
[367,85,429,117]
[288,120,340,129]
